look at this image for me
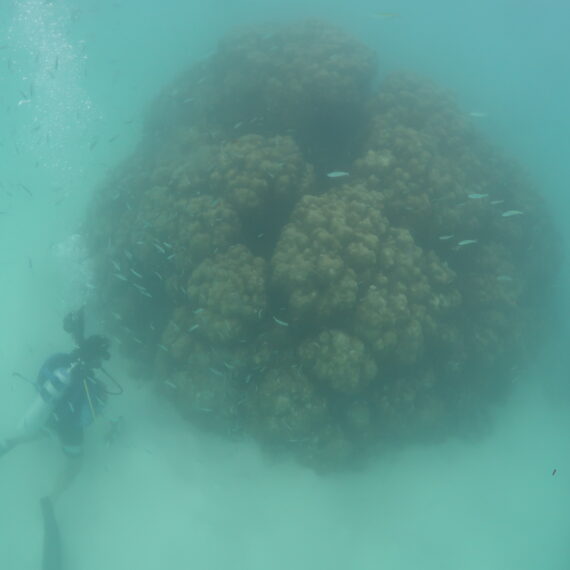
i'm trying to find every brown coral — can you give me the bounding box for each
[186,245,268,343]
[271,185,388,320]
[210,134,314,213]
[299,330,377,394]
[84,22,561,471]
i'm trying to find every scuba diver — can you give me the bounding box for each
[0,308,118,502]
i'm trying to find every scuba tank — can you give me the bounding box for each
[15,361,78,438]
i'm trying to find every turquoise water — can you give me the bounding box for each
[1,1,569,568]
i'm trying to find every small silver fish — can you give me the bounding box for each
[327,171,350,178]
[129,268,143,278]
[438,234,454,240]
[490,200,504,205]
[113,273,128,281]
[188,324,200,332]
[273,316,289,327]
[501,210,524,217]
[457,239,478,246]
[468,193,488,200]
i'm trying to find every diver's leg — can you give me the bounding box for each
[49,453,83,503]
[0,399,50,458]
[49,425,84,503]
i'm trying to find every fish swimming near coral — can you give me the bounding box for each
[41,496,63,570]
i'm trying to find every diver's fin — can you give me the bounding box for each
[40,496,63,570]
